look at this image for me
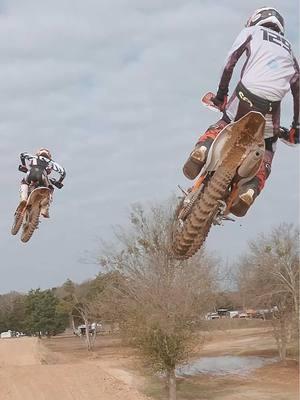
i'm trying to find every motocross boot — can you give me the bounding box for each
[183,138,214,180]
[230,178,259,217]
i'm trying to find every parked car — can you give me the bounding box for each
[217,308,229,318]
[227,311,239,318]
[206,312,220,320]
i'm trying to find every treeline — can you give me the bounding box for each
[0,272,121,337]
[0,201,299,400]
[0,288,68,337]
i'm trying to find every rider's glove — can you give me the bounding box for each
[280,122,300,144]
[212,90,228,112]
[55,181,64,189]
[18,165,28,173]
[289,121,300,144]
[50,179,64,189]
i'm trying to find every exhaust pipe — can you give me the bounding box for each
[237,148,264,178]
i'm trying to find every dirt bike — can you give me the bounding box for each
[11,174,61,243]
[171,92,288,260]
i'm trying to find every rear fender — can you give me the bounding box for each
[200,111,265,175]
[26,187,50,208]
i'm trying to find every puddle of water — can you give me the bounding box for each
[176,356,277,377]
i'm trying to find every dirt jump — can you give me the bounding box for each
[0,337,148,400]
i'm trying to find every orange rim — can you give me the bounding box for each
[191,175,206,191]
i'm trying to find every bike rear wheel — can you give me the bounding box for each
[172,165,233,259]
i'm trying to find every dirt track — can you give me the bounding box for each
[0,329,298,400]
[0,337,148,400]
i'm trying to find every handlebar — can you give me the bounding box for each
[18,165,28,173]
[201,93,295,144]
[277,126,298,147]
[201,92,221,112]
[278,126,289,137]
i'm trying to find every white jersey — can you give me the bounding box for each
[20,152,66,180]
[221,26,298,101]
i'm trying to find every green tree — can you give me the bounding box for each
[24,289,68,337]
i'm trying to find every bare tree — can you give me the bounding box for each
[59,281,97,351]
[236,223,299,361]
[98,202,218,400]
[72,296,94,351]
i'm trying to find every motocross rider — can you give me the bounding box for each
[19,148,66,218]
[183,7,299,217]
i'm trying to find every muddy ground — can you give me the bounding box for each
[0,325,298,400]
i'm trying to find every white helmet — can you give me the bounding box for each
[246,7,284,35]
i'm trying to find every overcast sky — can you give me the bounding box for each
[0,0,299,293]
